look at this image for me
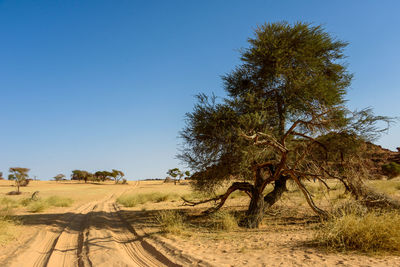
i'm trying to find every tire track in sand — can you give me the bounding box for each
[7,182,180,267]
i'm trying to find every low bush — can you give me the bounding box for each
[315,209,400,253]
[382,162,400,179]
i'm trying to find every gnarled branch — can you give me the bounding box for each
[181,182,254,214]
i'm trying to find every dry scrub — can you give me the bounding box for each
[117,192,180,207]
[315,203,400,253]
[0,198,19,244]
[156,210,187,235]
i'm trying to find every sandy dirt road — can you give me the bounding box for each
[3,184,180,267]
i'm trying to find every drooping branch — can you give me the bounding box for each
[291,170,330,190]
[288,171,329,218]
[182,182,254,214]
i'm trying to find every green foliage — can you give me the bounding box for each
[382,162,400,179]
[180,22,355,192]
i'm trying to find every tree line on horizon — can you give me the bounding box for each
[70,169,125,184]
[0,167,126,194]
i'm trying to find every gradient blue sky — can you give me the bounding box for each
[1,0,399,180]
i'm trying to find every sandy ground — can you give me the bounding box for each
[1,180,400,266]
[0,181,185,267]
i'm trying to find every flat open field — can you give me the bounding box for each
[1,179,400,266]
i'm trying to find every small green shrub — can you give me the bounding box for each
[156,210,187,235]
[382,162,400,179]
[315,210,400,253]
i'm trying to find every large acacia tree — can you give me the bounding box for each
[179,22,390,228]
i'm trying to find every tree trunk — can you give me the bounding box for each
[264,175,288,209]
[240,166,267,228]
[241,189,265,228]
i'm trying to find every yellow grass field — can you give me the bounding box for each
[1,179,400,266]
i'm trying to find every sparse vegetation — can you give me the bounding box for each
[27,200,48,213]
[19,196,74,212]
[382,162,400,179]
[316,209,400,253]
[117,192,180,207]
[156,210,187,235]
[46,196,74,207]
[209,211,239,231]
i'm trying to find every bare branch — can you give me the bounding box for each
[240,131,288,153]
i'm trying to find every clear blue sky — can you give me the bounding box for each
[1,0,399,180]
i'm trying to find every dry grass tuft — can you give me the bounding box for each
[45,196,73,207]
[209,211,239,231]
[0,199,19,244]
[27,200,48,213]
[117,192,180,207]
[315,206,400,253]
[156,210,187,235]
[21,196,74,212]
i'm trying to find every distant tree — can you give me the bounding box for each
[94,171,113,182]
[53,174,65,182]
[167,168,182,184]
[8,167,30,193]
[0,172,3,180]
[71,170,92,183]
[111,169,125,184]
